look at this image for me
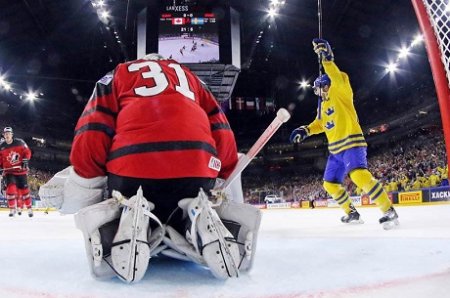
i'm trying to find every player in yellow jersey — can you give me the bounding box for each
[289,38,399,229]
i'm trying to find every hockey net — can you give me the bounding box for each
[412,0,450,168]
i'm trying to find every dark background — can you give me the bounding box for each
[0,0,442,172]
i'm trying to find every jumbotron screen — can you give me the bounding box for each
[158,11,220,63]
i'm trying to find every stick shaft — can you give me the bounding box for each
[221,111,287,189]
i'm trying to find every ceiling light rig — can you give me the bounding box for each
[246,0,287,69]
[0,74,43,102]
[385,33,423,73]
[89,0,125,58]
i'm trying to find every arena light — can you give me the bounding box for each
[411,34,423,46]
[0,76,12,91]
[2,82,11,91]
[268,8,278,17]
[25,91,38,101]
[299,80,310,88]
[386,63,398,73]
[99,10,109,20]
[398,47,411,59]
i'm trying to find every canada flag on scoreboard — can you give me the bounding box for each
[172,17,186,25]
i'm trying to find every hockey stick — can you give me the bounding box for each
[204,108,290,275]
[221,108,291,190]
[0,166,22,172]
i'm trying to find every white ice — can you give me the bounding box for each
[1,204,450,298]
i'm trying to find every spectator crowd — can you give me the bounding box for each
[242,130,449,204]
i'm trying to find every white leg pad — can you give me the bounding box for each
[163,189,241,279]
[111,187,164,283]
[216,199,262,271]
[74,198,121,280]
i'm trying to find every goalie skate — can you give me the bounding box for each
[379,207,399,230]
[110,187,164,283]
[183,189,240,279]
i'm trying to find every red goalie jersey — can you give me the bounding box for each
[70,57,238,180]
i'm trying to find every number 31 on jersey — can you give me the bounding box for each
[127,61,195,101]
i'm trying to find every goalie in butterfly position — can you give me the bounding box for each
[39,53,261,283]
[289,39,399,229]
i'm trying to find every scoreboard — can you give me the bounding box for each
[158,8,220,63]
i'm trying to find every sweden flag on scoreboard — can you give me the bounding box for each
[191,17,205,25]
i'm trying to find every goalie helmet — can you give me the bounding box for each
[313,74,331,89]
[142,53,165,61]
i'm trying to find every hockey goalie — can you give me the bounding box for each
[38,53,261,283]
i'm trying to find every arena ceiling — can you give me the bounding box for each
[0,0,438,138]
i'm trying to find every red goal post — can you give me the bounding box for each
[412,0,450,169]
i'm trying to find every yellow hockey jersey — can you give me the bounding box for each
[306,61,367,154]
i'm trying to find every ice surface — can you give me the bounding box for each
[1,204,450,298]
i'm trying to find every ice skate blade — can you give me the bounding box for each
[342,219,364,225]
[382,219,399,230]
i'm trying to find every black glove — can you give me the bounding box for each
[312,38,334,61]
[289,126,309,143]
[22,158,29,170]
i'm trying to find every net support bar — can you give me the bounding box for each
[411,0,450,169]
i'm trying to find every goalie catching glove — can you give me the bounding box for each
[38,166,107,214]
[289,126,309,143]
[312,38,334,61]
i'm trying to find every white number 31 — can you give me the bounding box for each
[127,61,195,101]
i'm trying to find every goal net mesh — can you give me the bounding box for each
[422,0,450,88]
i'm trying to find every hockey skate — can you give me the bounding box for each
[28,208,33,217]
[341,206,363,224]
[379,207,399,230]
[8,209,15,217]
[17,208,22,216]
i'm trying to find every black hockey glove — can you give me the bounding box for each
[289,126,309,143]
[22,158,29,170]
[312,38,334,61]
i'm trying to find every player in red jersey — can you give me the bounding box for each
[39,54,261,282]
[0,127,33,217]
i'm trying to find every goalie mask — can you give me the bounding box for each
[142,53,165,61]
[313,74,331,97]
